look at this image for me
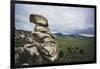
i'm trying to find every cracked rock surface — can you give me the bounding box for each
[15,14,60,66]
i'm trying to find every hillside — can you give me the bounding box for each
[15,29,95,64]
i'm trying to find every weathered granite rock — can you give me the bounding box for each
[30,14,60,61]
[15,14,61,66]
[34,25,55,39]
[30,14,48,27]
[15,44,43,66]
[24,44,40,56]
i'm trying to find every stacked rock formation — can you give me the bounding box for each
[30,14,60,61]
[15,14,60,66]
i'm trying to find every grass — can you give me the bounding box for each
[15,36,95,64]
[55,37,95,63]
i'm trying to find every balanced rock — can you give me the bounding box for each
[30,14,60,61]
[30,14,48,27]
[15,14,61,66]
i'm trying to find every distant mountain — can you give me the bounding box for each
[54,33,65,37]
[15,29,94,40]
[54,32,94,38]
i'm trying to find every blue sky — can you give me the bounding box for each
[15,4,95,36]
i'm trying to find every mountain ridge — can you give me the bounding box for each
[15,29,94,39]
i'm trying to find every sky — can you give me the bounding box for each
[15,4,95,36]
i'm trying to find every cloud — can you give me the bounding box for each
[15,4,95,35]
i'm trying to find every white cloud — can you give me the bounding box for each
[15,4,94,34]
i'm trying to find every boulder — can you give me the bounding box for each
[30,14,48,27]
[34,25,55,39]
[15,44,43,66]
[15,14,61,66]
[30,14,60,61]
[38,37,60,61]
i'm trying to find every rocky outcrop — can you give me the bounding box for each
[15,14,60,66]
[30,14,60,61]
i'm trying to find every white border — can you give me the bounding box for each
[0,0,99,69]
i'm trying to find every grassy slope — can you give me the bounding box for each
[56,37,95,63]
[15,30,95,64]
